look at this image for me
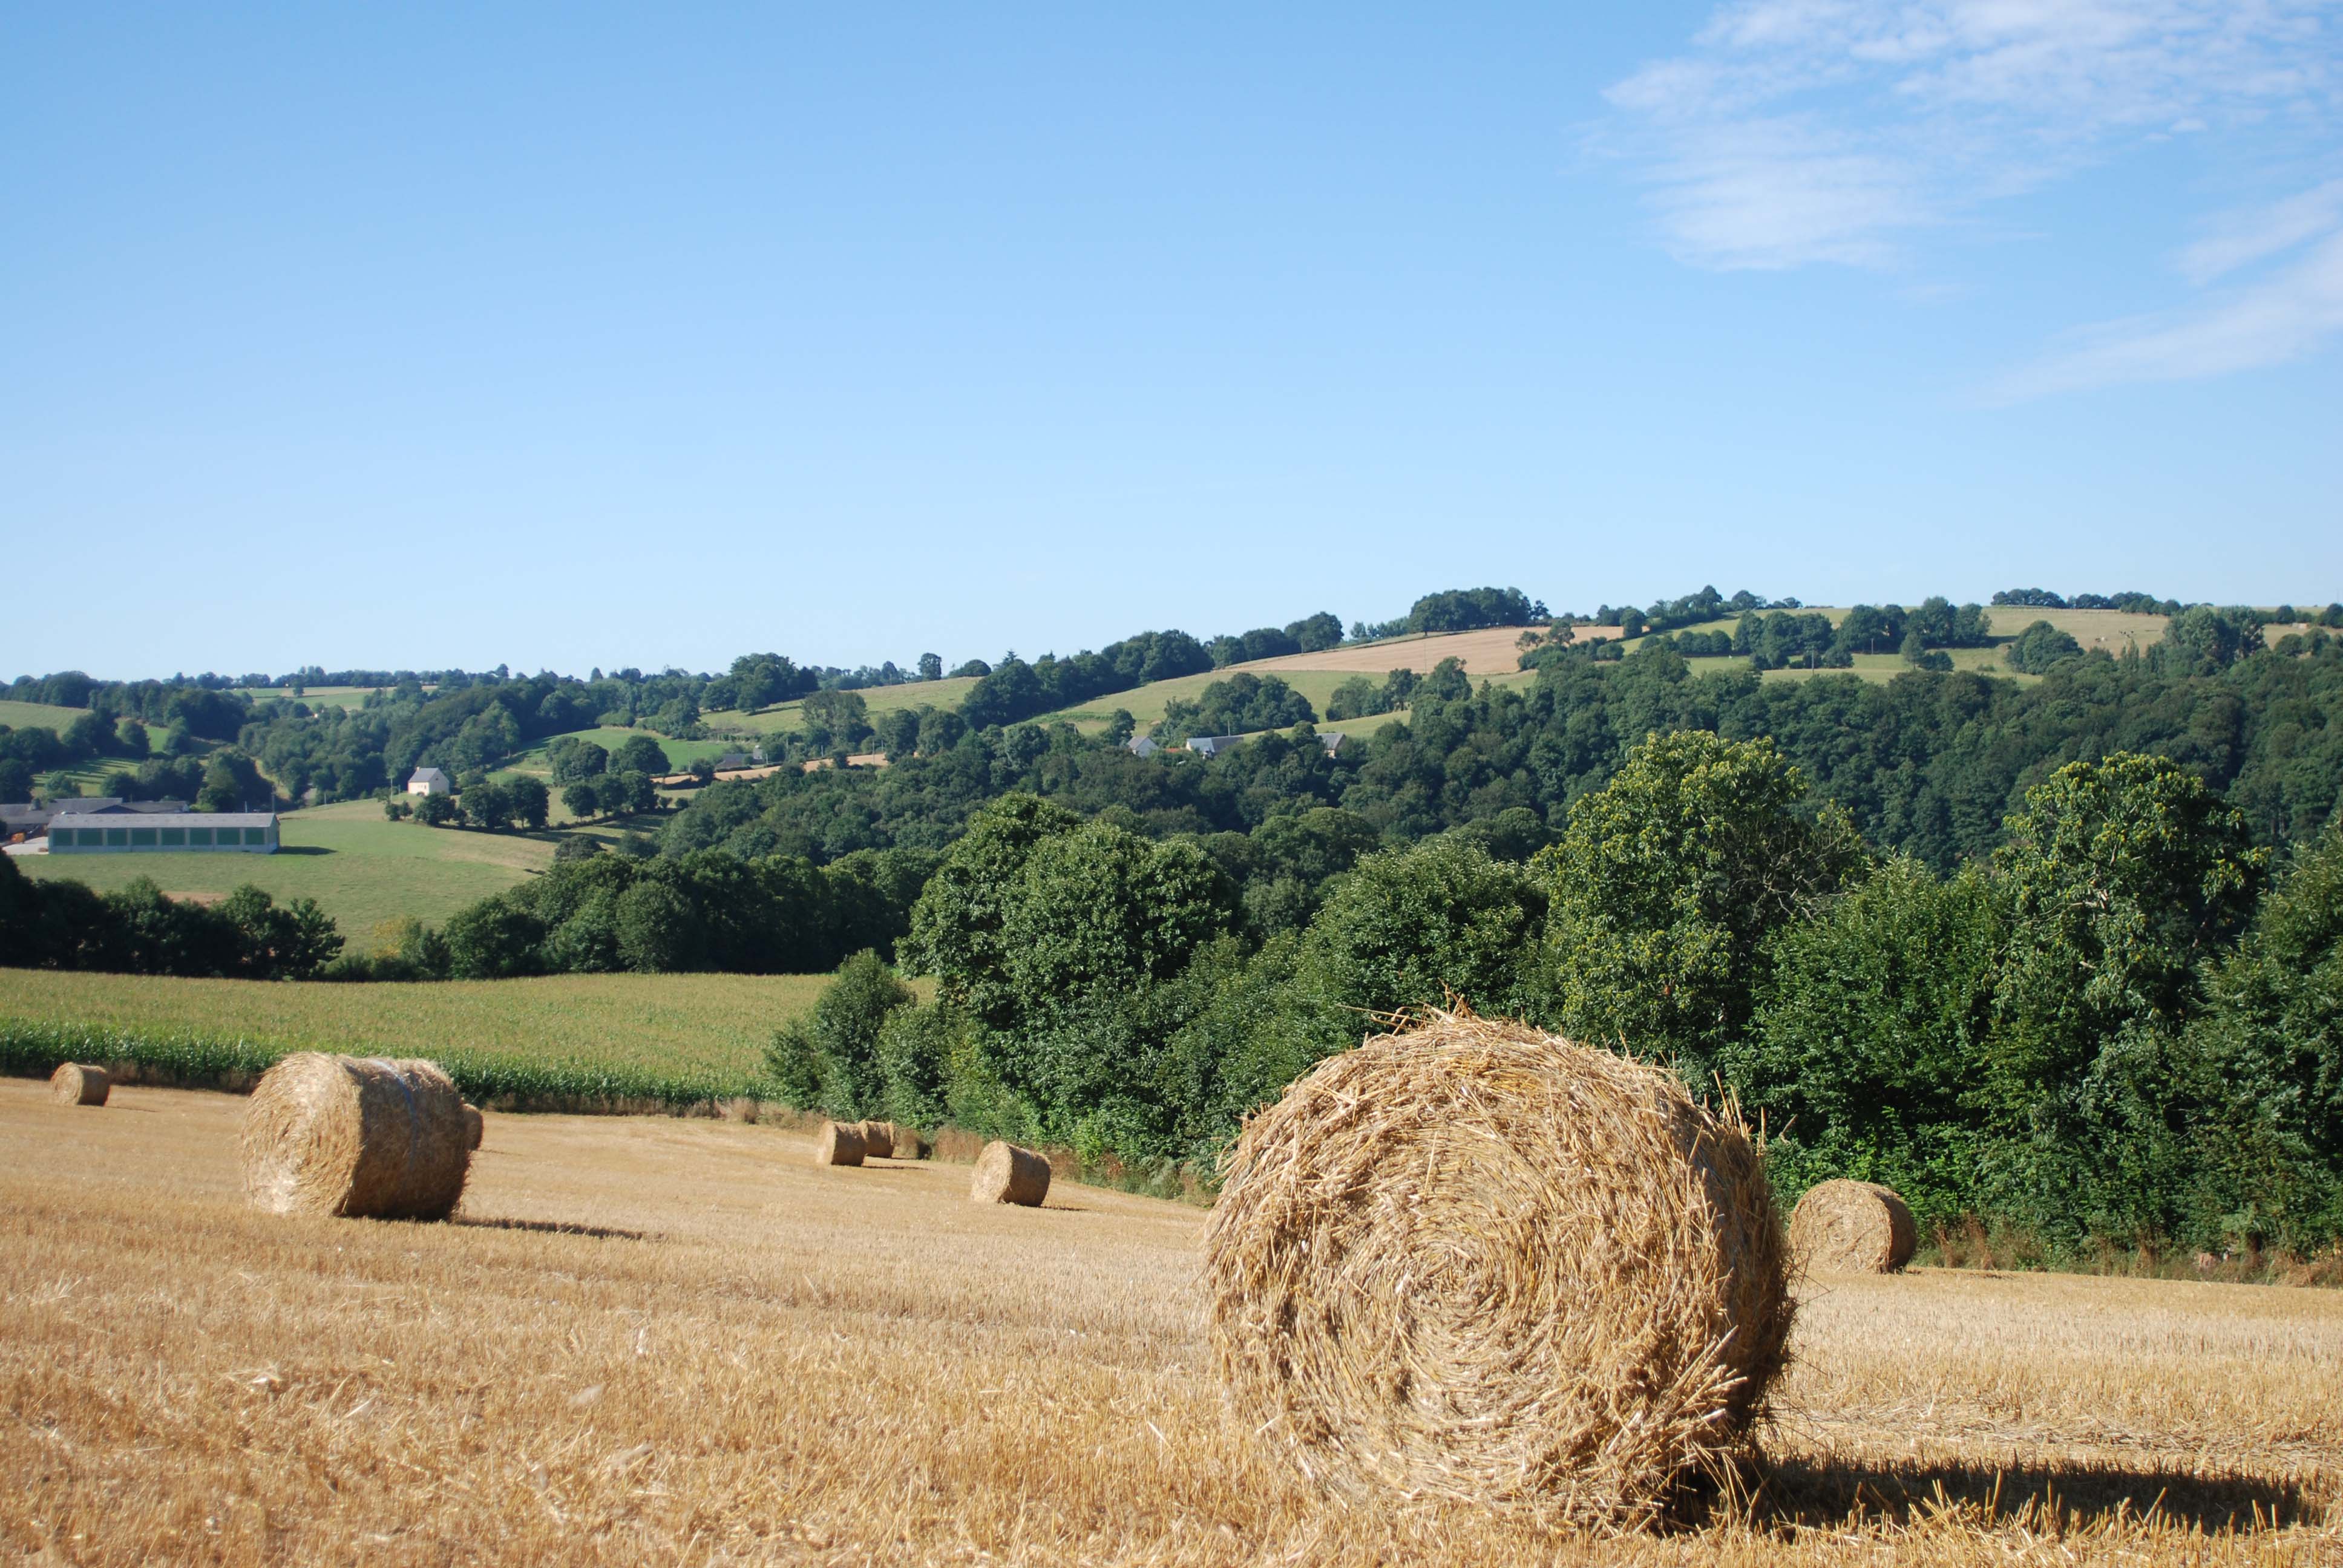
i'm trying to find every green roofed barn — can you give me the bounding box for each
[48,810,278,854]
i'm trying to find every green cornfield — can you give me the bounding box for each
[0,969,891,1107]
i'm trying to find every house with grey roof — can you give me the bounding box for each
[1126,736,1161,758]
[1185,734,1244,758]
[406,767,451,796]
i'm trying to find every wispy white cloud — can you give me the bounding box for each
[2180,177,2343,282]
[1992,217,2343,398]
[1605,0,2339,271]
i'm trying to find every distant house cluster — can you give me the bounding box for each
[1127,731,1345,760]
[2,796,280,855]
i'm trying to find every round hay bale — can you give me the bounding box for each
[1789,1179,1915,1275]
[969,1140,1049,1206]
[1204,1012,1793,1529]
[461,1103,485,1151]
[889,1125,928,1161]
[857,1119,895,1158]
[50,1063,110,1106]
[813,1119,865,1166]
[239,1054,471,1221]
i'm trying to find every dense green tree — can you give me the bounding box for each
[765,950,918,1117]
[504,774,550,830]
[1988,753,2267,1116]
[2006,619,2084,673]
[608,734,672,776]
[1734,858,2003,1226]
[996,820,1233,1028]
[1538,730,1863,1080]
[906,795,1084,1028]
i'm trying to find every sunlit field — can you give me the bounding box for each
[4,1080,2336,1566]
[0,969,856,1103]
[16,800,549,947]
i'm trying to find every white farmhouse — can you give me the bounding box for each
[406,767,451,797]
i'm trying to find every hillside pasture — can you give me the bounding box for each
[503,727,740,778]
[1251,623,1616,678]
[0,698,87,734]
[703,676,983,737]
[2,1080,2336,1566]
[16,799,548,948]
[231,685,389,710]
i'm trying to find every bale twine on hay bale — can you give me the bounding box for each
[461,1103,484,1151]
[50,1063,110,1106]
[813,1119,866,1166]
[1789,1179,1915,1275]
[856,1119,895,1158]
[1204,1012,1794,1529]
[969,1140,1050,1206]
[239,1054,471,1221]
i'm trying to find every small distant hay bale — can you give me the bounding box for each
[969,1140,1049,1206]
[461,1103,485,1151]
[1204,1011,1793,1530]
[50,1063,110,1106]
[240,1054,471,1221]
[889,1125,928,1160]
[1789,1179,1915,1275]
[856,1119,894,1158]
[813,1120,866,1166]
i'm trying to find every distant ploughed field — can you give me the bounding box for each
[4,1080,2338,1566]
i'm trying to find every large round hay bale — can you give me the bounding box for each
[1789,1179,1915,1275]
[969,1140,1049,1206]
[813,1119,865,1166]
[856,1119,894,1158]
[889,1125,928,1160]
[50,1063,110,1106]
[461,1103,484,1151]
[240,1054,471,1221]
[1204,1013,1793,1529]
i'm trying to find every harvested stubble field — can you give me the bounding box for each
[4,1081,2339,1566]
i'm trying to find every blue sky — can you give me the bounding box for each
[5,3,2339,680]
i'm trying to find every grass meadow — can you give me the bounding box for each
[0,698,87,733]
[4,1079,2337,1566]
[16,799,549,947]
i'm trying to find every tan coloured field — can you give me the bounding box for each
[5,1080,2340,1567]
[1247,624,1625,680]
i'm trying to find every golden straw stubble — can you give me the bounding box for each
[50,1063,110,1106]
[1204,1012,1793,1529]
[1789,1178,1916,1274]
[968,1140,1049,1206]
[239,1053,471,1221]
[813,1120,866,1166]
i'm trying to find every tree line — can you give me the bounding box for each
[775,733,2343,1258]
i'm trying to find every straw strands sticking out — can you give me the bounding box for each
[239,1053,471,1221]
[1203,1011,1792,1530]
[1789,1179,1916,1274]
